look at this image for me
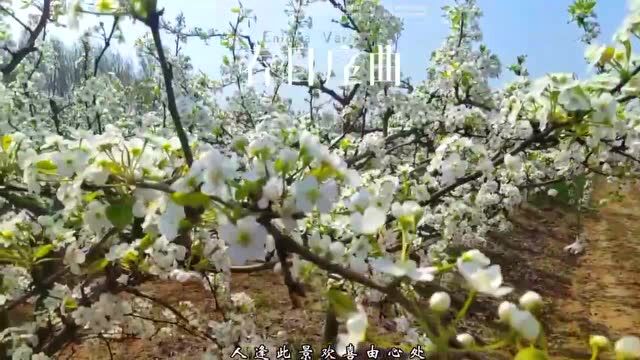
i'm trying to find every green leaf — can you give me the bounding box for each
[106,202,133,230]
[339,138,352,151]
[234,179,264,201]
[514,348,548,360]
[1,134,12,151]
[33,244,54,261]
[138,234,155,251]
[86,258,109,274]
[97,160,123,175]
[171,192,211,208]
[274,158,290,175]
[623,40,632,64]
[193,258,210,271]
[63,297,78,311]
[311,164,336,182]
[230,6,240,13]
[83,191,102,203]
[120,250,139,268]
[131,0,156,18]
[0,248,24,264]
[326,288,357,316]
[35,160,57,174]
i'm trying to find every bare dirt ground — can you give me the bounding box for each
[60,181,640,359]
[544,181,640,359]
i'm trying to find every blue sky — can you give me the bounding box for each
[47,0,628,100]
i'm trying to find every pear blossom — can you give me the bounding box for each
[347,188,371,211]
[51,149,89,178]
[193,149,237,198]
[585,44,613,67]
[370,258,436,282]
[504,154,522,173]
[350,206,386,234]
[498,301,518,323]
[558,85,591,111]
[457,250,512,297]
[83,201,112,234]
[63,243,86,275]
[615,336,640,359]
[158,200,186,241]
[308,230,331,253]
[509,308,541,341]
[258,177,284,209]
[294,176,338,213]
[391,201,421,219]
[230,292,255,313]
[457,249,491,274]
[218,217,268,265]
[519,291,543,310]
[66,0,82,29]
[0,0,639,357]
[391,201,422,230]
[81,163,110,186]
[429,292,451,312]
[591,93,617,123]
[106,243,131,262]
[276,148,299,173]
[456,333,475,347]
[336,306,368,356]
[440,153,468,185]
[464,265,512,297]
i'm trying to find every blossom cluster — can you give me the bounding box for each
[0,0,639,359]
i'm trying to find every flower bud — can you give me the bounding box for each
[589,335,610,350]
[519,291,543,310]
[509,309,541,341]
[498,301,517,323]
[429,292,451,312]
[456,333,475,348]
[615,336,640,359]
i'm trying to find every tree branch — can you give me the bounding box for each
[145,9,194,166]
[1,0,51,77]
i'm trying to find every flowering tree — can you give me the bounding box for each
[1,0,640,359]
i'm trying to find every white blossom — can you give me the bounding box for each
[218,217,268,265]
[350,206,386,234]
[519,291,543,310]
[615,336,640,359]
[508,309,541,341]
[294,176,337,213]
[429,292,451,312]
[336,306,368,356]
[370,258,436,282]
[456,333,475,348]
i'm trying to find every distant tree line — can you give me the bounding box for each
[41,37,146,97]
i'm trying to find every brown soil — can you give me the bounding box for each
[545,181,640,359]
[58,181,640,359]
